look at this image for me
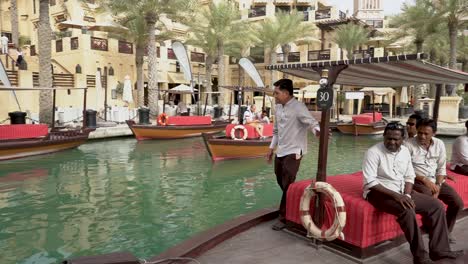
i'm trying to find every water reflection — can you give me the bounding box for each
[0,135,456,263]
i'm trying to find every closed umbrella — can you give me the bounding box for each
[95,70,103,112]
[400,86,408,104]
[122,75,133,104]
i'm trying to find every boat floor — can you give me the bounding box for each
[197,217,468,264]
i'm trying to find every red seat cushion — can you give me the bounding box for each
[167,116,211,126]
[352,113,382,124]
[285,171,468,248]
[225,124,273,139]
[0,124,48,140]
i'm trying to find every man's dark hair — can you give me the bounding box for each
[262,110,268,114]
[416,118,437,132]
[273,79,294,96]
[465,120,468,129]
[408,113,422,122]
[384,122,405,138]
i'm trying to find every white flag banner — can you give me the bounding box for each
[239,58,264,87]
[172,42,193,91]
[345,91,365,100]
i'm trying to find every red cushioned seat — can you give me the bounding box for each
[167,116,212,126]
[352,113,382,124]
[225,124,273,139]
[0,124,49,140]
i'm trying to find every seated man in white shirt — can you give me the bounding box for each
[405,118,463,239]
[243,104,265,138]
[176,101,189,116]
[363,122,463,264]
[451,120,468,176]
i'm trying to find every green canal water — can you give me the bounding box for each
[0,135,455,263]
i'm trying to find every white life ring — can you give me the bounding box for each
[230,125,248,140]
[299,181,346,241]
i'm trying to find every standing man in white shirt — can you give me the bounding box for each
[266,79,320,230]
[0,34,9,54]
[451,120,468,176]
[363,122,463,264]
[405,118,463,240]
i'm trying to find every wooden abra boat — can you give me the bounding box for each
[202,132,271,161]
[336,121,386,136]
[0,126,92,161]
[126,120,228,140]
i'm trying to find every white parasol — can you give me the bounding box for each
[400,86,408,104]
[122,75,133,104]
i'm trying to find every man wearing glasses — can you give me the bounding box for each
[405,118,463,242]
[406,113,422,138]
[450,120,468,176]
[363,122,463,264]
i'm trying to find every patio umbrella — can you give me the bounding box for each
[122,75,133,104]
[88,21,128,33]
[57,20,87,30]
[95,70,103,112]
[400,86,408,104]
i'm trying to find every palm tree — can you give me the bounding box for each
[434,0,468,70]
[10,0,19,48]
[186,26,217,105]
[389,0,439,53]
[256,11,315,81]
[200,1,248,106]
[38,0,53,125]
[458,35,468,72]
[100,0,196,118]
[333,23,369,59]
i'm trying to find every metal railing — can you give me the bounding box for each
[307,49,331,61]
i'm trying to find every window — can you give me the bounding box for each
[118,40,133,54]
[33,0,36,14]
[54,14,67,23]
[71,37,79,50]
[167,48,176,60]
[56,39,63,52]
[249,5,266,18]
[249,47,264,63]
[83,16,96,22]
[30,45,36,56]
[90,37,108,51]
[275,6,290,14]
[191,52,205,63]
[315,8,331,20]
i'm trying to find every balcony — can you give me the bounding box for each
[315,8,331,20]
[308,49,331,61]
[249,6,266,18]
[277,52,301,63]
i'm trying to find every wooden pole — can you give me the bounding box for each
[313,65,347,230]
[262,92,266,110]
[433,84,442,122]
[372,91,375,122]
[163,92,166,114]
[203,92,209,116]
[228,91,233,120]
[51,89,56,129]
[83,88,87,128]
[104,72,108,121]
[336,91,340,121]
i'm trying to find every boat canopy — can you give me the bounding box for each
[265,53,468,86]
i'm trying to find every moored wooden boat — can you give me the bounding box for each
[126,120,229,140]
[336,121,386,136]
[0,127,92,161]
[202,132,271,161]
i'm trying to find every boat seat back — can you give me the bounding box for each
[0,124,49,140]
[352,112,382,124]
[167,116,212,126]
[226,124,273,139]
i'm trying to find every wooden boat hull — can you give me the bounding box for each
[202,133,271,161]
[0,130,90,161]
[126,120,228,140]
[337,122,386,136]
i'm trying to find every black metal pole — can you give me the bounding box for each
[83,88,87,128]
[51,89,56,128]
[238,87,243,122]
[228,91,233,120]
[203,93,209,116]
[104,72,108,121]
[433,84,442,122]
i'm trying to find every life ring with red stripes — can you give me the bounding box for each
[157,113,168,126]
[230,125,248,140]
[299,181,346,241]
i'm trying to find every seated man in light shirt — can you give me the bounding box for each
[243,104,265,138]
[404,118,463,241]
[363,122,463,264]
[451,120,468,176]
[260,110,270,124]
